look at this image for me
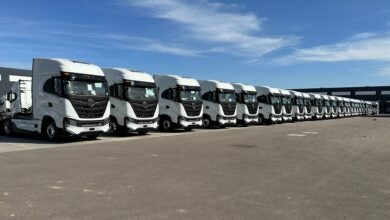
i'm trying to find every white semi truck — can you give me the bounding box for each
[103,68,159,135]
[329,96,338,118]
[279,89,293,122]
[289,90,305,121]
[343,98,352,117]
[199,80,237,128]
[1,58,110,140]
[336,96,345,117]
[232,83,259,126]
[255,86,283,124]
[309,93,324,119]
[321,95,331,119]
[302,93,312,120]
[154,75,203,131]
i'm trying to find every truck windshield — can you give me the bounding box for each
[218,92,236,103]
[180,89,201,101]
[304,99,311,106]
[127,86,157,100]
[64,80,108,96]
[324,100,331,106]
[296,98,304,106]
[315,99,322,106]
[282,97,292,105]
[331,101,337,107]
[243,93,257,103]
[270,96,282,105]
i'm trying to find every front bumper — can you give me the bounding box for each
[282,114,293,121]
[179,116,202,128]
[295,114,305,121]
[270,114,283,123]
[125,117,159,131]
[64,118,110,136]
[315,113,323,119]
[324,113,331,119]
[243,114,258,124]
[217,115,237,126]
[304,113,312,120]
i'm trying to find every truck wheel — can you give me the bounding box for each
[108,118,119,135]
[202,116,212,128]
[258,115,264,125]
[138,131,148,135]
[3,119,13,136]
[43,121,59,141]
[159,118,172,131]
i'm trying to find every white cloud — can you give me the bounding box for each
[123,0,298,57]
[277,33,390,64]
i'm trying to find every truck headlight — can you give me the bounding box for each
[65,118,78,126]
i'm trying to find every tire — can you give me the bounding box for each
[258,115,264,125]
[107,117,119,135]
[159,117,172,131]
[3,119,13,136]
[202,116,212,128]
[43,120,59,141]
[138,131,148,135]
[184,127,193,132]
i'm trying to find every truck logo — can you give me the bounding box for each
[87,98,95,108]
[143,101,148,109]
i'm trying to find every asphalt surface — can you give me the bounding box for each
[0,117,390,220]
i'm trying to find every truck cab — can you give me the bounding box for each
[0,95,10,119]
[321,95,332,119]
[343,98,352,117]
[2,58,111,140]
[329,96,338,118]
[256,86,283,124]
[309,93,324,119]
[279,89,293,122]
[232,83,259,126]
[8,80,32,117]
[372,102,380,115]
[302,93,312,120]
[289,90,305,121]
[103,68,159,135]
[335,96,345,117]
[154,75,203,131]
[199,80,237,128]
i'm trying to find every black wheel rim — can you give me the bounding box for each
[163,120,170,130]
[203,118,210,128]
[46,125,56,139]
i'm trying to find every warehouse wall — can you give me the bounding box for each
[0,67,32,97]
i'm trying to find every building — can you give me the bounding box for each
[0,67,32,96]
[295,86,390,114]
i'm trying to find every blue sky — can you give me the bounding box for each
[1,0,390,88]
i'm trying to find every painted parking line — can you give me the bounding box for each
[302,132,319,134]
[287,134,307,137]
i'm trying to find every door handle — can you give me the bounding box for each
[166,105,170,109]
[48,102,53,107]
[111,104,116,108]
[206,106,209,109]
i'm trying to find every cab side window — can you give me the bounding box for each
[43,78,54,94]
[109,84,124,99]
[202,92,213,101]
[257,95,267,104]
[162,89,173,100]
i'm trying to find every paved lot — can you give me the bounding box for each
[0,117,390,219]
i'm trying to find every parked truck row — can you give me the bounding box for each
[0,58,380,141]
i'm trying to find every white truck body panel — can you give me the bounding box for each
[256,86,283,123]
[289,90,305,121]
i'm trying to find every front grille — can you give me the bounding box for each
[274,104,282,114]
[327,107,331,113]
[285,105,292,114]
[69,95,109,119]
[130,100,158,118]
[298,105,304,113]
[182,101,203,116]
[318,106,323,113]
[221,102,236,116]
[246,103,258,115]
